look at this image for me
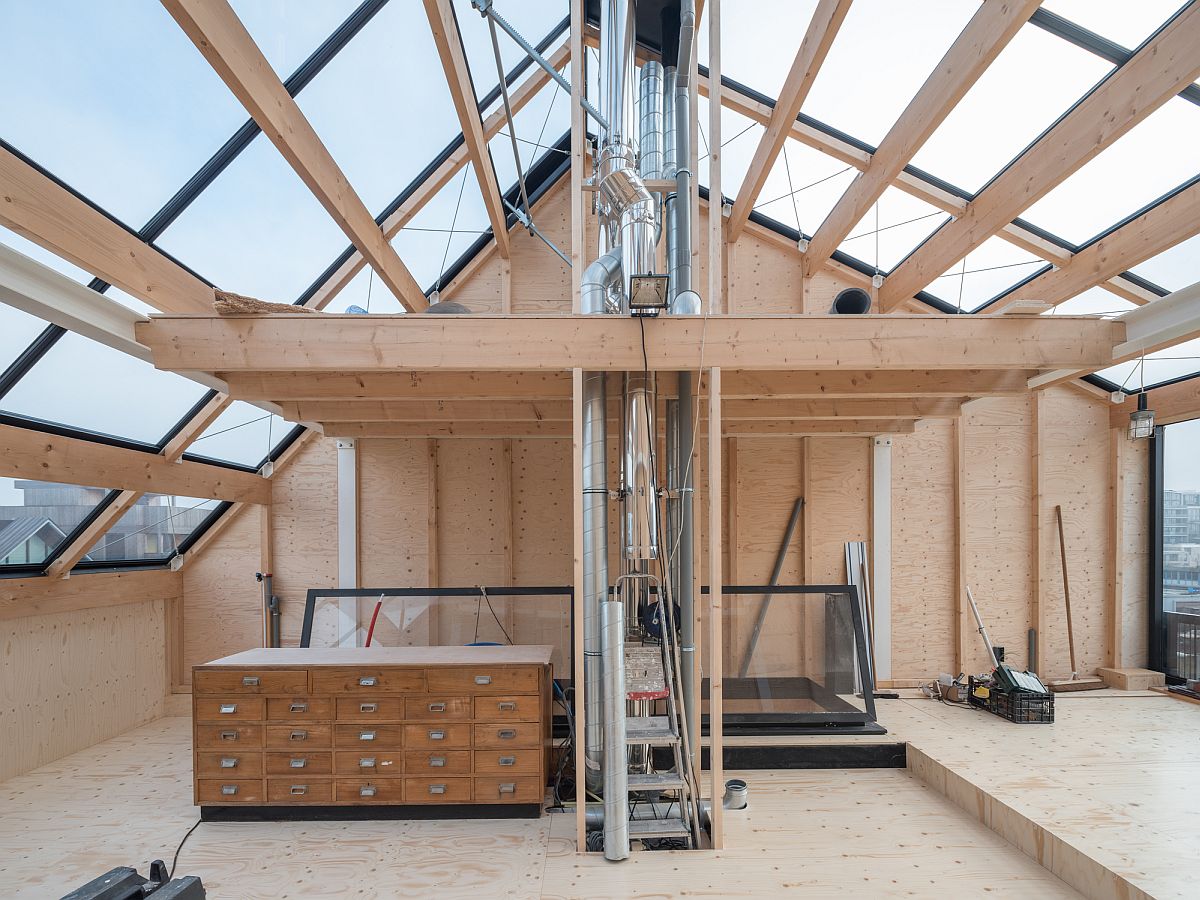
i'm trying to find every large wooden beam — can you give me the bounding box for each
[138,314,1122,373]
[1110,375,1200,427]
[803,0,1038,274]
[0,424,270,505]
[221,371,572,401]
[0,146,213,313]
[879,4,1200,311]
[727,0,852,244]
[161,0,427,311]
[1006,180,1200,308]
[721,368,1035,397]
[0,569,182,623]
[423,0,509,259]
[318,418,918,439]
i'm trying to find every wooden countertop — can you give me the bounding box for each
[196,646,554,669]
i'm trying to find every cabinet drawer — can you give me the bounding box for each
[473,749,541,774]
[266,697,332,722]
[265,724,331,749]
[334,697,404,722]
[404,777,471,803]
[311,667,424,694]
[334,751,403,777]
[195,724,261,749]
[194,669,307,695]
[404,696,472,721]
[473,722,541,749]
[425,666,538,694]
[265,751,332,776]
[334,779,405,803]
[196,751,262,778]
[196,779,263,803]
[333,724,405,748]
[473,695,541,722]
[403,724,471,750]
[195,697,264,723]
[474,776,542,804]
[403,750,471,775]
[267,779,332,803]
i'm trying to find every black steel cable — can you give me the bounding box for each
[168,818,202,879]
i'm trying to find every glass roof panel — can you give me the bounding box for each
[0,1,247,228]
[1041,0,1185,49]
[909,23,1112,195]
[1132,232,1200,293]
[0,226,94,284]
[925,235,1045,312]
[455,0,566,108]
[802,0,980,148]
[0,477,109,568]
[1020,99,1200,245]
[750,140,858,236]
[186,401,295,469]
[698,98,764,201]
[699,1,818,99]
[1097,337,1200,391]
[154,133,348,303]
[80,493,221,564]
[0,332,208,445]
[835,186,946,274]
[488,74,569,196]
[230,0,360,80]
[1041,285,1136,318]
[0,306,51,372]
[295,0,464,215]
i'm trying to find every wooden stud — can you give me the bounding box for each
[1031,391,1044,674]
[706,366,723,849]
[571,368,586,852]
[570,0,585,314]
[1110,428,1125,668]
[0,569,182,623]
[953,414,968,675]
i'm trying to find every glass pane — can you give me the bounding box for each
[296,0,464,215]
[154,133,348,304]
[0,305,49,372]
[0,477,108,568]
[81,494,221,563]
[0,332,207,445]
[1042,0,1184,49]
[801,0,980,148]
[1162,418,1200,680]
[926,235,1045,312]
[1097,337,1200,390]
[185,400,294,468]
[1041,285,1136,317]
[751,140,858,237]
[0,225,94,284]
[1020,99,1200,245]
[0,1,246,227]
[699,0,819,98]
[1132,232,1200,293]
[454,0,567,108]
[835,186,946,274]
[700,102,764,202]
[910,24,1112,194]
[230,0,360,80]
[489,72,569,193]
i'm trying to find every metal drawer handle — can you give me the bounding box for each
[429,784,446,795]
[428,702,447,713]
[241,676,260,687]
[498,729,517,740]
[360,703,378,713]
[359,731,376,741]
[428,730,445,741]
[499,756,516,767]
[221,785,238,796]
[498,701,517,712]
[220,757,238,769]
[359,757,376,768]
[499,782,516,794]
[360,785,377,798]
[290,702,308,713]
[289,757,307,769]
[474,675,492,685]
[290,785,307,795]
[429,756,446,767]
[359,676,378,687]
[219,730,238,741]
[289,730,307,741]
[219,704,237,714]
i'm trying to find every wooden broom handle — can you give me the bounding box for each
[1055,504,1078,677]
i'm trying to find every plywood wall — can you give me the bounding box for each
[1119,437,1150,667]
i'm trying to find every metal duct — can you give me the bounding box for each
[581,371,610,794]
[601,598,630,860]
[831,287,872,314]
[581,246,623,315]
[639,61,665,181]
[622,371,660,561]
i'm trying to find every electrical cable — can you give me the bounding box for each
[478,586,515,645]
[168,818,202,879]
[434,167,470,296]
[365,594,384,647]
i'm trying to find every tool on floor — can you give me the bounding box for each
[62,861,205,899]
[965,585,1054,723]
[1048,505,1105,693]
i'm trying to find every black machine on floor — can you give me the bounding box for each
[61,862,204,900]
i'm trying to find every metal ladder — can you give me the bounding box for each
[616,574,703,847]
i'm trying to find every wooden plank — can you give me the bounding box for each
[161,0,428,311]
[221,371,573,401]
[0,424,270,504]
[706,366,723,849]
[723,368,1036,398]
[707,0,725,311]
[423,0,509,259]
[727,0,852,243]
[570,368,586,852]
[570,0,585,316]
[0,569,182,623]
[1110,373,1200,427]
[879,4,1200,311]
[138,314,1124,373]
[316,419,919,439]
[0,145,213,313]
[803,0,1038,273]
[1109,429,1124,668]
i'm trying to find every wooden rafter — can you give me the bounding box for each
[802,0,1039,275]
[1110,375,1200,426]
[423,0,510,259]
[726,0,852,244]
[878,3,1200,311]
[318,418,919,439]
[161,0,428,311]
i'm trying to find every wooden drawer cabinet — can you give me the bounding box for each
[193,646,551,817]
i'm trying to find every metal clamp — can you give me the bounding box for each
[290,785,307,795]
[497,701,517,712]
[360,703,378,713]
[428,730,445,741]
[289,730,307,741]
[359,731,376,741]
[474,675,493,685]
[219,757,238,769]
[289,702,308,713]
[219,730,238,741]
[289,758,307,769]
[359,758,376,768]
[428,784,446,795]
[360,785,377,798]
[428,702,447,713]
[498,783,516,794]
[499,756,516,767]
[220,785,238,796]
[498,729,517,740]
[219,703,237,714]
[358,676,378,687]
[241,676,260,687]
[429,756,446,767]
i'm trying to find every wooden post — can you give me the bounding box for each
[707,0,723,314]
[1031,391,1044,673]
[707,366,723,849]
[954,415,969,675]
[1110,428,1125,667]
[571,368,586,852]
[569,0,585,314]
[428,439,441,644]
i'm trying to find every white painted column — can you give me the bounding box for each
[336,438,359,647]
[872,436,893,682]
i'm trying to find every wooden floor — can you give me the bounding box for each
[0,691,1194,899]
